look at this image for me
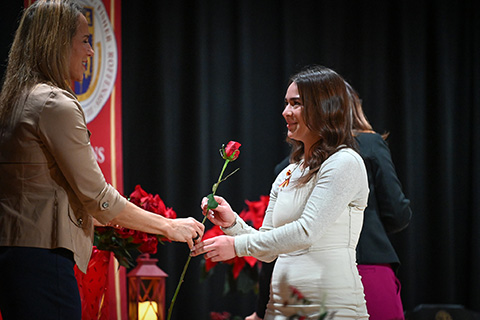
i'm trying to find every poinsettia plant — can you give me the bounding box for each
[94,184,176,268]
[201,195,270,294]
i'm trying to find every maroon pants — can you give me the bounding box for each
[357,264,405,320]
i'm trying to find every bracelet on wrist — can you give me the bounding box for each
[224,219,237,230]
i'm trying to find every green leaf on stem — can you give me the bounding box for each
[207,193,219,210]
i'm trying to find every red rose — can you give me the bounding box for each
[131,230,148,244]
[95,226,109,234]
[222,141,241,161]
[138,235,159,254]
[129,185,148,206]
[140,194,154,211]
[95,185,177,270]
[152,194,167,214]
[116,227,135,239]
[163,207,177,219]
[141,194,166,214]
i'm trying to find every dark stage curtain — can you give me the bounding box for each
[1,0,479,319]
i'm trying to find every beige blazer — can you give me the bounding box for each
[0,83,126,273]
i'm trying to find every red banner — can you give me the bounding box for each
[76,0,124,194]
[75,2,126,319]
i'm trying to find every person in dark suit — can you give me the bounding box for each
[348,81,412,319]
[245,81,412,320]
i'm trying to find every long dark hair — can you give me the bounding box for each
[287,65,357,185]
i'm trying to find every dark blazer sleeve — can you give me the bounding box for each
[356,132,412,267]
[368,134,412,234]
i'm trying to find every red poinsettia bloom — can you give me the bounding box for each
[244,255,257,268]
[231,257,245,279]
[222,141,241,161]
[231,255,258,279]
[210,311,231,320]
[202,225,224,272]
[201,194,270,289]
[239,195,269,230]
[290,286,305,300]
[203,225,259,279]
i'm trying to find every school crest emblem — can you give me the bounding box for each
[75,0,118,123]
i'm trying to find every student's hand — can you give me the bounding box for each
[201,195,236,228]
[190,235,235,261]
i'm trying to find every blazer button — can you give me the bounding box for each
[102,202,109,209]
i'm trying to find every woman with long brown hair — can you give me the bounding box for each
[192,66,369,318]
[0,1,203,319]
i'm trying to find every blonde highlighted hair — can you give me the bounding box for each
[0,0,83,135]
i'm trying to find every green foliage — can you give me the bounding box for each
[94,228,140,268]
